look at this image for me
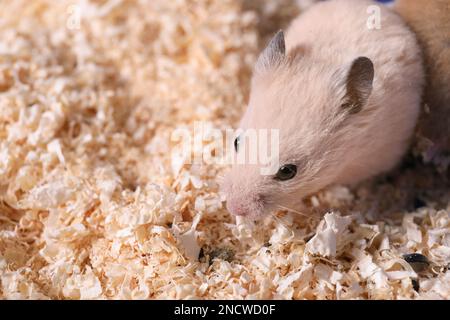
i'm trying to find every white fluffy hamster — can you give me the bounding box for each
[222,0,424,218]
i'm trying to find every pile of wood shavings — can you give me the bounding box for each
[0,0,449,300]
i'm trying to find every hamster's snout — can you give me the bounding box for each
[225,186,265,218]
[226,196,264,218]
[225,200,248,216]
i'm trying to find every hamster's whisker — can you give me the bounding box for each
[270,213,289,229]
[276,204,309,217]
[276,204,321,224]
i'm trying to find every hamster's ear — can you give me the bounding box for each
[255,30,286,73]
[341,56,374,114]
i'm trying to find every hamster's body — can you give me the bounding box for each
[223,0,424,218]
[395,0,450,163]
[281,0,424,185]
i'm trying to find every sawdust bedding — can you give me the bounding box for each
[0,0,449,300]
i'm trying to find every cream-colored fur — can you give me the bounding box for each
[223,0,424,218]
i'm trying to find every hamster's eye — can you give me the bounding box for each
[275,164,297,181]
[234,136,240,152]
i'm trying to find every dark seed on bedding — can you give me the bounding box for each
[413,197,426,209]
[403,253,430,272]
[199,247,235,265]
[209,248,234,262]
[198,247,205,261]
[411,279,420,292]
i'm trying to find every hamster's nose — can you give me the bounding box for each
[226,200,249,216]
[225,193,265,217]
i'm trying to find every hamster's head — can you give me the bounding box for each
[222,31,374,219]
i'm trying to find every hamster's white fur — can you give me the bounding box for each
[222,0,424,218]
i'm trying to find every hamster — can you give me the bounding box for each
[395,0,450,166]
[222,0,424,219]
